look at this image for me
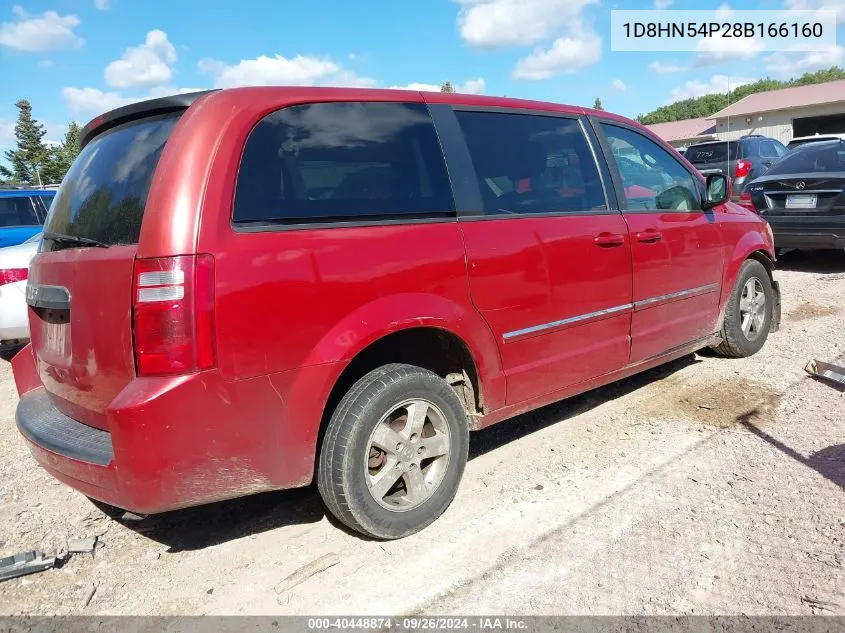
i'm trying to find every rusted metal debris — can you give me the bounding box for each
[805,359,845,389]
[0,550,56,582]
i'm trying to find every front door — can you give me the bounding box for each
[446,108,633,405]
[594,121,724,363]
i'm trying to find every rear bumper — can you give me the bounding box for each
[13,351,344,514]
[770,227,845,250]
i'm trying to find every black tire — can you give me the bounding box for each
[318,364,469,540]
[0,345,23,362]
[712,259,774,358]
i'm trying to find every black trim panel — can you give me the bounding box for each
[25,284,70,310]
[428,104,485,217]
[16,389,114,466]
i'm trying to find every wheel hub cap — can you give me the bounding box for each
[364,398,452,512]
[739,277,766,341]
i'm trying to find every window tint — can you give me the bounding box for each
[601,124,701,211]
[686,142,738,164]
[233,102,454,224]
[454,111,605,215]
[767,142,845,174]
[44,115,179,249]
[760,139,786,159]
[0,197,39,228]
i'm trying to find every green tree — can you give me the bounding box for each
[0,100,50,184]
[42,121,81,183]
[440,81,456,93]
[593,97,604,111]
[637,66,845,125]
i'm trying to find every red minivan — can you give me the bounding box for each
[13,87,780,539]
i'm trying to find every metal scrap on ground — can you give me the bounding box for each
[804,359,845,389]
[0,550,56,582]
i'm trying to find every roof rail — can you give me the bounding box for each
[0,184,59,191]
[739,134,765,138]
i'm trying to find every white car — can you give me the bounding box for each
[0,232,40,359]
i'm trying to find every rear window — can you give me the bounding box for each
[43,114,179,248]
[233,102,454,225]
[685,142,738,164]
[0,196,39,227]
[767,142,845,175]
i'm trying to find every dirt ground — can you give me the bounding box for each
[0,249,843,616]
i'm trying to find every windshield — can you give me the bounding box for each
[767,142,845,175]
[685,142,738,164]
[43,114,180,250]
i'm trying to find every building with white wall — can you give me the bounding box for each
[647,79,845,146]
[708,79,845,143]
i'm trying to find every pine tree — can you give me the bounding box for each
[0,100,49,184]
[440,81,456,93]
[593,97,604,111]
[42,121,81,183]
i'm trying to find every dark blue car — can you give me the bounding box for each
[0,188,55,247]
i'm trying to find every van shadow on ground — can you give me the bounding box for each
[109,355,700,552]
[776,249,845,274]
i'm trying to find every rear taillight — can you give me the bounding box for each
[738,192,757,212]
[0,268,27,286]
[132,254,215,376]
[735,160,751,178]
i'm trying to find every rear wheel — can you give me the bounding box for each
[318,364,469,539]
[713,259,774,358]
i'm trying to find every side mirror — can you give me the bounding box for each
[703,174,729,208]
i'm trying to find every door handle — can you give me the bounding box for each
[593,232,625,247]
[636,229,663,244]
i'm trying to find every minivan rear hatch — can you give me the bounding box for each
[27,101,196,430]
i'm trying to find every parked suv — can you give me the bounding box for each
[685,135,788,200]
[13,88,780,539]
[0,188,54,247]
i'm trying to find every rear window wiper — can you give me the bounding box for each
[42,231,109,248]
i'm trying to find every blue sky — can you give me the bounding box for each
[1,0,844,149]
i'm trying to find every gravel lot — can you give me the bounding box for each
[0,249,843,616]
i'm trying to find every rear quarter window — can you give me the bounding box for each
[233,102,454,225]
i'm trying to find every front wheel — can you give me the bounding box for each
[712,259,774,358]
[317,364,469,539]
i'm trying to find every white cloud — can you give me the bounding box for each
[38,58,54,68]
[202,53,376,88]
[94,0,109,9]
[784,0,845,23]
[456,0,597,47]
[650,60,688,73]
[714,2,735,18]
[104,30,177,89]
[389,78,486,94]
[0,5,83,52]
[513,29,602,80]
[667,74,753,103]
[764,44,845,77]
[654,0,672,7]
[694,32,764,67]
[612,79,626,91]
[62,87,133,116]
[61,86,206,118]
[0,118,14,149]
